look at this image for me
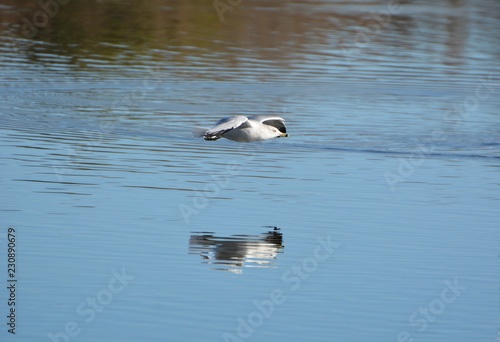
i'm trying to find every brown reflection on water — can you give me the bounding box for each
[1,0,499,73]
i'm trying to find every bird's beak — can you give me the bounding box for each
[280,133,288,138]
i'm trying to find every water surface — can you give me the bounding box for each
[1,1,499,341]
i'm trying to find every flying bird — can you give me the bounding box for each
[195,115,288,142]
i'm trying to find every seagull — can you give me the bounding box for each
[195,115,288,142]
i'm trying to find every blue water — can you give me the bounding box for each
[1,1,499,341]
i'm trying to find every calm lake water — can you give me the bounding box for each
[1,0,499,341]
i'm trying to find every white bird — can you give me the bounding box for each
[195,115,288,142]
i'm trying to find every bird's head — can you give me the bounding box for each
[272,127,288,138]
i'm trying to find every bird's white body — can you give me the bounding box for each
[221,119,280,142]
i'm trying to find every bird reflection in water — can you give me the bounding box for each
[189,227,284,274]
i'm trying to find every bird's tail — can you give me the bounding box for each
[192,127,208,138]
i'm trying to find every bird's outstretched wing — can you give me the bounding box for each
[204,115,249,140]
[249,115,287,134]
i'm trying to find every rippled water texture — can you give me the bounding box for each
[1,1,499,341]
